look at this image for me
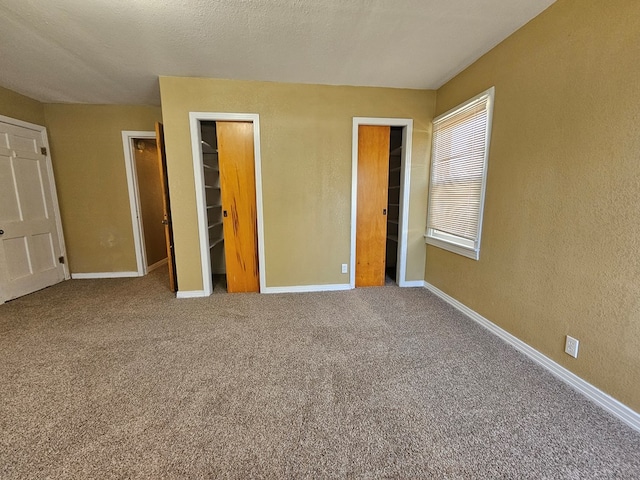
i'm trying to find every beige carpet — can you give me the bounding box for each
[1,270,639,478]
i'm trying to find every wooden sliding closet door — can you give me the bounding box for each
[216,122,260,293]
[355,125,390,287]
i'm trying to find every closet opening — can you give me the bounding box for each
[385,126,403,286]
[352,117,413,288]
[191,113,264,296]
[200,122,227,293]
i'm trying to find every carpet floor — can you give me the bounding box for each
[1,271,639,479]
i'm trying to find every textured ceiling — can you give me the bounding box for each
[0,0,555,105]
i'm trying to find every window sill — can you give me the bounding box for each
[424,235,480,260]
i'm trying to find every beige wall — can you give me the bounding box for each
[426,0,640,411]
[159,78,435,291]
[0,85,46,126]
[44,104,162,273]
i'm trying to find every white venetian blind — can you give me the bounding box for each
[427,93,491,248]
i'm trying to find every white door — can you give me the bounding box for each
[0,120,66,303]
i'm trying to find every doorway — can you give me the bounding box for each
[189,113,266,296]
[133,138,166,271]
[351,118,413,288]
[122,129,176,291]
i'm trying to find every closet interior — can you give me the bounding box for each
[200,121,227,292]
[385,126,403,284]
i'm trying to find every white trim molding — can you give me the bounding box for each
[423,280,640,433]
[176,290,208,299]
[351,118,414,288]
[71,272,140,279]
[189,112,266,296]
[262,283,351,294]
[121,130,157,276]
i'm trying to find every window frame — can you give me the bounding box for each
[425,87,495,260]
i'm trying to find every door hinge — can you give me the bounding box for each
[58,256,65,264]
[41,147,47,155]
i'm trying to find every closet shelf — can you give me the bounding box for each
[387,220,399,225]
[387,235,398,242]
[209,238,224,249]
[390,146,403,155]
[208,222,223,229]
[389,185,401,190]
[201,143,218,154]
[202,164,219,171]
[390,167,401,172]
[206,204,222,210]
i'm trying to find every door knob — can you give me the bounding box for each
[0,229,4,235]
[161,219,168,225]
[223,210,228,217]
[383,209,387,215]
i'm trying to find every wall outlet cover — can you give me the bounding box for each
[565,335,579,358]
[341,264,348,274]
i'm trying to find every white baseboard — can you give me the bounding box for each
[71,271,140,279]
[399,280,425,288]
[423,281,640,433]
[147,258,168,272]
[262,283,352,294]
[176,290,207,299]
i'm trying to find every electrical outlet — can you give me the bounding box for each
[565,335,579,358]
[341,263,348,274]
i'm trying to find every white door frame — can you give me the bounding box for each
[351,117,413,287]
[122,130,156,276]
[189,112,266,295]
[0,114,70,298]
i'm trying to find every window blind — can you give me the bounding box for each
[426,88,493,259]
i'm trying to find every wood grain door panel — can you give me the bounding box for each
[356,125,390,287]
[217,122,260,293]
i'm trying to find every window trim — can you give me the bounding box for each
[425,87,495,261]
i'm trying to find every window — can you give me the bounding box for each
[425,87,494,260]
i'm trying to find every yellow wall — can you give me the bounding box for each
[427,0,640,411]
[44,104,162,273]
[159,77,435,291]
[0,85,46,126]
